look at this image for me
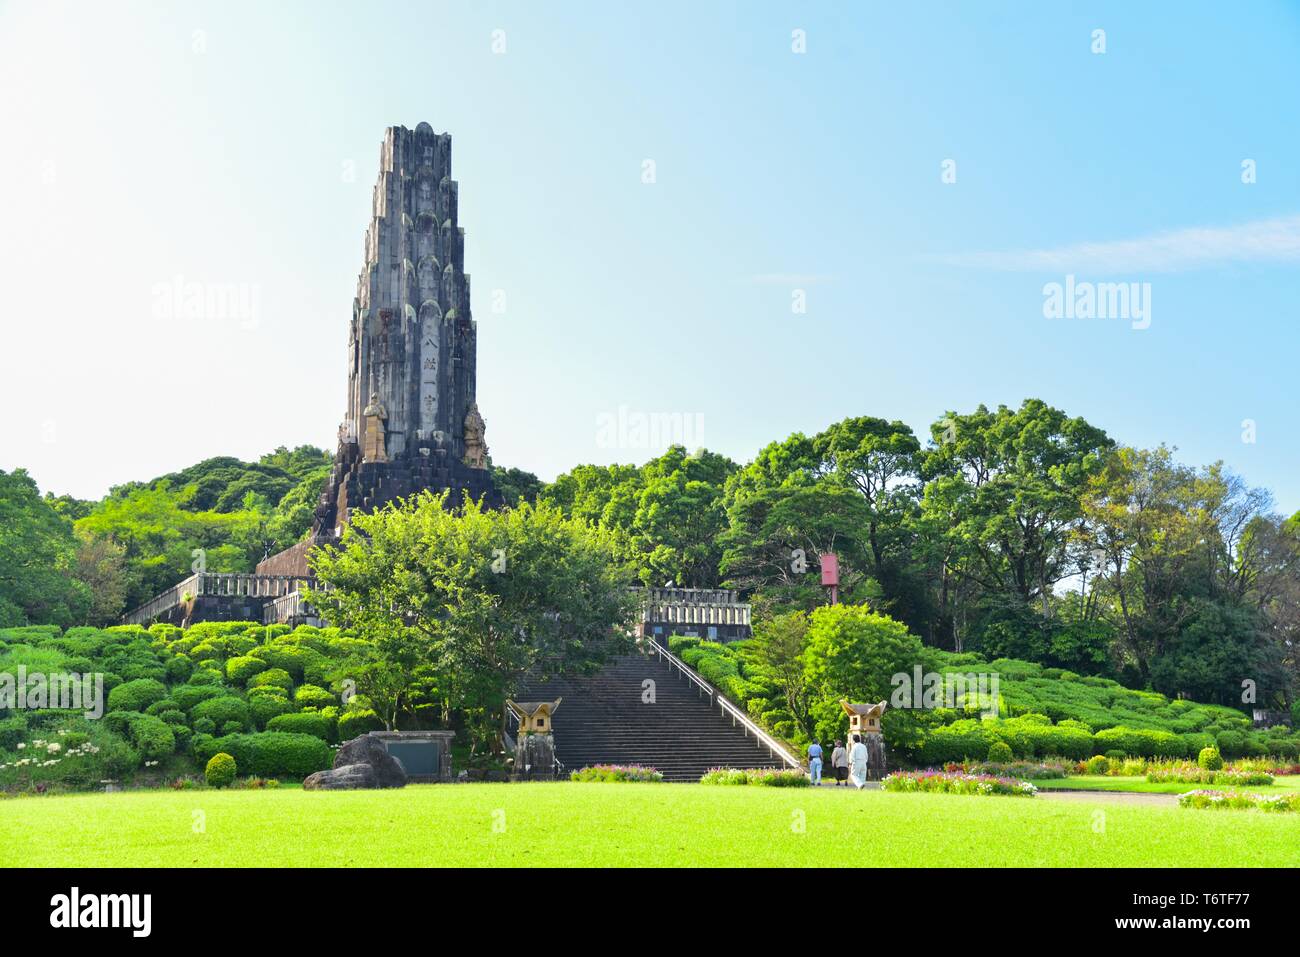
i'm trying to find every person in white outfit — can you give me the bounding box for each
[848,733,869,789]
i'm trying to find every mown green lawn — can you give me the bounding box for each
[1034,775,1300,795]
[1,782,1297,867]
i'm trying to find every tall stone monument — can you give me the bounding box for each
[258,123,501,577]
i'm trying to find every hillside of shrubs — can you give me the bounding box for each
[0,621,389,791]
[668,631,1300,766]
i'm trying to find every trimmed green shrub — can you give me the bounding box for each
[250,644,315,681]
[129,713,176,759]
[1086,755,1109,775]
[173,683,223,714]
[337,709,383,740]
[294,684,335,709]
[266,711,336,742]
[987,740,1013,763]
[205,752,237,788]
[1093,726,1184,759]
[917,720,996,764]
[0,714,29,750]
[103,710,140,736]
[247,668,293,693]
[195,731,331,777]
[1198,747,1224,771]
[250,692,294,729]
[191,696,251,730]
[225,655,268,686]
[164,655,193,683]
[106,678,168,713]
[1215,730,1246,758]
[668,635,701,654]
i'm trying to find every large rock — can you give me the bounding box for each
[303,762,377,790]
[302,734,408,790]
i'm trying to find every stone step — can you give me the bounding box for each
[518,653,799,782]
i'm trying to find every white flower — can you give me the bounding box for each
[16,743,25,750]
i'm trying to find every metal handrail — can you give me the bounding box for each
[644,639,803,771]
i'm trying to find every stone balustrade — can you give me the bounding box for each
[643,601,752,627]
[121,573,318,626]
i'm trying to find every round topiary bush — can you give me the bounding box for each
[205,752,237,788]
[1103,750,1125,761]
[987,740,1013,763]
[1086,754,1109,775]
[1215,730,1246,758]
[294,684,335,709]
[191,695,251,729]
[266,711,336,742]
[337,708,384,740]
[1198,746,1224,771]
[248,668,294,693]
[106,678,168,713]
[226,655,269,686]
[129,713,176,760]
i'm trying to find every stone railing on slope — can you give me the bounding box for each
[120,573,316,626]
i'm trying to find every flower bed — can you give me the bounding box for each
[1178,789,1300,812]
[944,760,1069,779]
[1146,767,1274,786]
[569,764,663,783]
[882,770,1037,797]
[699,767,810,787]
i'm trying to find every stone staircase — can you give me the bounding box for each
[516,651,795,783]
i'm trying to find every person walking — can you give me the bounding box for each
[830,739,848,786]
[807,739,823,785]
[848,734,869,789]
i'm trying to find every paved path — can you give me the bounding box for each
[811,780,1180,806]
[1036,788,1180,807]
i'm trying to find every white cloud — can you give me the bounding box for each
[940,214,1300,274]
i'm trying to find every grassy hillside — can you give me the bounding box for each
[670,636,1300,764]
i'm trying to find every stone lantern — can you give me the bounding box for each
[840,700,888,781]
[506,699,561,780]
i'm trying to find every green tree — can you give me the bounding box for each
[0,469,90,627]
[541,446,736,587]
[921,399,1113,621]
[802,604,928,750]
[307,493,638,751]
[746,610,813,737]
[73,529,130,626]
[492,466,544,506]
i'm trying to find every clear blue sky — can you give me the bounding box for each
[2,0,1298,514]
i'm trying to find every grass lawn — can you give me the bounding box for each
[1,782,1297,867]
[1034,775,1300,795]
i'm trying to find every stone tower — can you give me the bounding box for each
[303,123,501,549]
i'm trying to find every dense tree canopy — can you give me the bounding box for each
[307,492,638,749]
[3,400,1297,716]
[0,469,89,627]
[540,446,737,588]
